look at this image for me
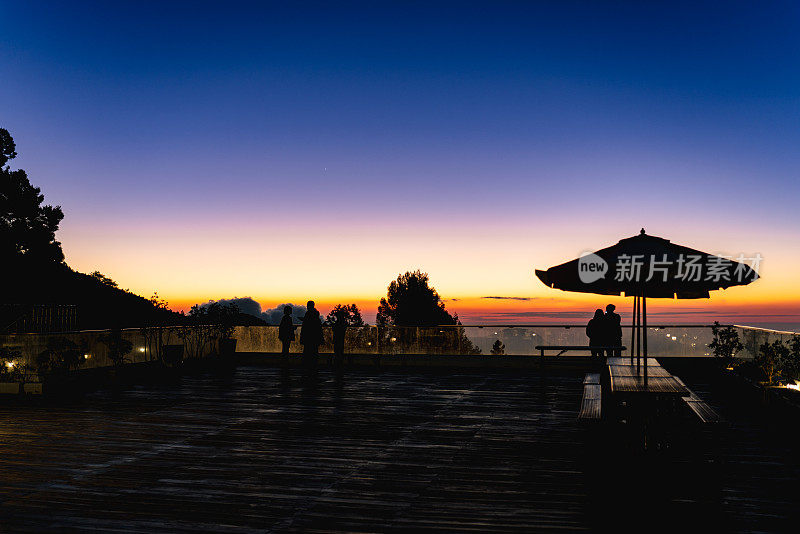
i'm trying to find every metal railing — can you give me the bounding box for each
[1,324,797,370]
[228,324,724,357]
[1,304,78,334]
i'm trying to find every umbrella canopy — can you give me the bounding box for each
[535,229,759,299]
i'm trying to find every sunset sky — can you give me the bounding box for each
[2,2,799,329]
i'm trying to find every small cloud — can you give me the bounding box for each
[198,297,307,324]
[481,296,534,301]
[261,303,307,325]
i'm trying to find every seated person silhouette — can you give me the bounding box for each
[605,304,622,357]
[586,309,605,358]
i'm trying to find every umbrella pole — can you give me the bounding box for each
[643,293,648,387]
[636,292,641,371]
[630,296,637,365]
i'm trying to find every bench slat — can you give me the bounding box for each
[578,382,602,421]
[579,397,601,420]
[674,377,724,423]
[584,373,601,385]
[684,398,723,423]
[583,384,601,400]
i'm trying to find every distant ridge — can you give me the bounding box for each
[4,263,181,331]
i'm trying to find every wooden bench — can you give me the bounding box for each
[673,377,724,424]
[578,373,602,421]
[535,345,626,357]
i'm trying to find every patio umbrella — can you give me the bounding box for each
[535,229,759,383]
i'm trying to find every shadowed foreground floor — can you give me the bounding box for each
[0,366,798,532]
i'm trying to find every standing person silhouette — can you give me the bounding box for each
[586,309,606,358]
[299,300,323,370]
[278,305,295,362]
[605,304,622,357]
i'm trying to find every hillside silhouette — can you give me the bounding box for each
[4,264,182,331]
[1,127,185,331]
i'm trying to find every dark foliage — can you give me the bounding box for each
[1,128,181,330]
[98,328,134,367]
[177,302,242,359]
[1,128,64,267]
[757,339,788,385]
[376,270,480,355]
[708,321,743,364]
[490,339,505,355]
[753,335,800,385]
[0,346,21,380]
[37,336,87,374]
[786,336,800,382]
[377,270,458,327]
[6,265,182,330]
[200,300,267,326]
[90,271,119,289]
[324,304,364,326]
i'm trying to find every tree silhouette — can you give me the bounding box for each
[324,304,364,326]
[708,321,743,365]
[90,271,119,289]
[757,339,787,385]
[98,328,133,368]
[0,129,183,330]
[376,270,480,355]
[490,340,505,355]
[1,128,65,267]
[377,270,457,326]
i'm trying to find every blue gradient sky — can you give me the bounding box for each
[2,2,799,325]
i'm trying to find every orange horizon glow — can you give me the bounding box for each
[163,291,800,330]
[59,220,800,330]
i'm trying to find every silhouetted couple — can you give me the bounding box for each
[297,301,323,370]
[303,303,348,370]
[586,304,622,358]
[278,301,323,366]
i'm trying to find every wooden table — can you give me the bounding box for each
[607,359,690,396]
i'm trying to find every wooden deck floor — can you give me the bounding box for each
[0,366,798,532]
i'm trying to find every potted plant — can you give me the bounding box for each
[98,328,134,384]
[210,302,239,358]
[35,336,88,393]
[708,321,743,368]
[176,305,214,365]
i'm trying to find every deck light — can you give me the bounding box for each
[138,347,146,353]
[84,354,91,359]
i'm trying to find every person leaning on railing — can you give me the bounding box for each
[278,305,295,362]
